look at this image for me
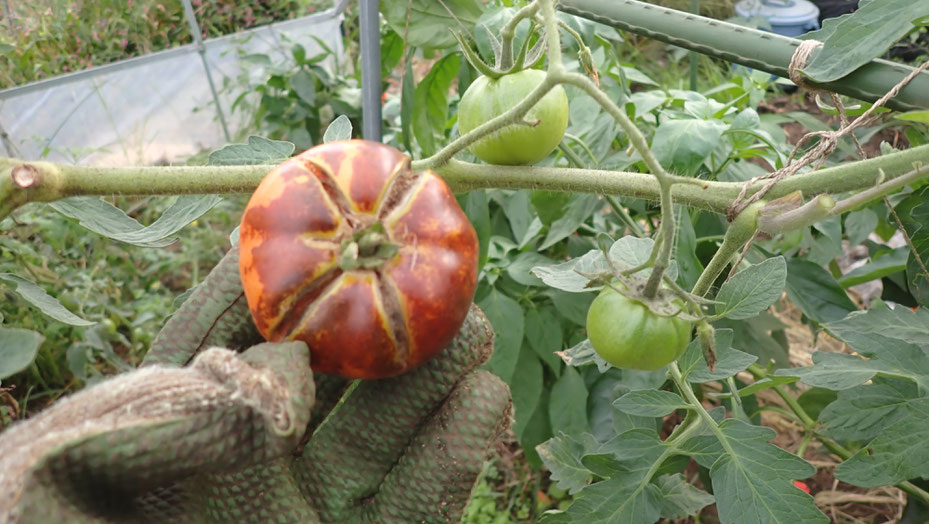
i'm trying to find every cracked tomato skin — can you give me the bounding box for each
[238,140,479,379]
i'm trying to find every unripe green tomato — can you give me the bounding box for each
[586,284,693,370]
[458,69,569,166]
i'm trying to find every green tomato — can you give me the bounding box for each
[458,69,569,166]
[586,284,693,370]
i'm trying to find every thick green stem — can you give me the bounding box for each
[691,202,762,296]
[498,2,539,71]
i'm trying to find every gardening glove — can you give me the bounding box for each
[0,247,512,523]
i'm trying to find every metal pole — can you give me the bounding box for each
[359,0,382,141]
[180,0,231,142]
[689,0,699,91]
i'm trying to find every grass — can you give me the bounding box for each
[0,0,332,88]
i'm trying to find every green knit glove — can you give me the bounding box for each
[0,248,512,523]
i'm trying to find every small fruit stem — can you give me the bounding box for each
[499,2,539,71]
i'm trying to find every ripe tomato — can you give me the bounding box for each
[238,140,479,379]
[586,283,693,371]
[458,69,569,166]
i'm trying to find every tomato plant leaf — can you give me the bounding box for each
[532,236,677,292]
[536,431,602,494]
[801,0,929,83]
[549,289,594,327]
[412,53,459,157]
[0,274,95,326]
[559,338,610,372]
[380,0,484,49]
[651,119,728,176]
[678,329,757,383]
[549,367,590,435]
[511,344,544,441]
[0,326,44,380]
[539,194,602,250]
[541,429,668,524]
[826,306,929,354]
[613,389,688,417]
[50,195,220,248]
[478,288,524,384]
[785,259,857,324]
[835,397,929,488]
[838,246,909,288]
[818,377,918,442]
[844,208,879,247]
[654,473,715,520]
[322,114,352,142]
[681,420,826,523]
[715,256,787,320]
[207,136,294,165]
[524,307,564,374]
[506,251,552,287]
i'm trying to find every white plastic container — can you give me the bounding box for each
[735,0,821,38]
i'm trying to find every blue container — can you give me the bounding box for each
[734,0,821,37]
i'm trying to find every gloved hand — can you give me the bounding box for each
[0,247,512,523]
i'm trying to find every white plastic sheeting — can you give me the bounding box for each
[0,4,345,166]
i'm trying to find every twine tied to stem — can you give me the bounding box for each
[726,40,929,222]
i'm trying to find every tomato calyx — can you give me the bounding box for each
[452,23,546,79]
[338,222,400,271]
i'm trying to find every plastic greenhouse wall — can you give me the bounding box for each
[0,1,347,166]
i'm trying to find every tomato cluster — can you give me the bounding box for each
[238,140,479,379]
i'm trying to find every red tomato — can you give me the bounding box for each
[239,140,479,379]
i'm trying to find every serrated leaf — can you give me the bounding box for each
[681,420,826,523]
[0,274,95,326]
[477,288,524,384]
[785,259,857,324]
[801,0,929,83]
[0,326,44,379]
[678,329,757,383]
[655,473,715,519]
[711,420,826,523]
[50,195,220,248]
[819,377,918,442]
[553,429,668,524]
[774,345,929,391]
[836,397,929,488]
[613,389,688,417]
[536,432,602,494]
[826,307,929,353]
[323,114,352,142]
[715,257,787,320]
[208,136,294,165]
